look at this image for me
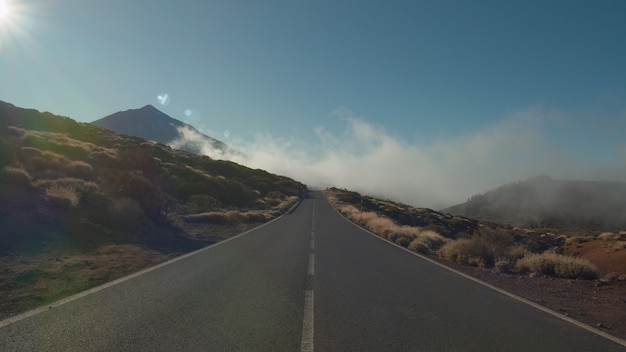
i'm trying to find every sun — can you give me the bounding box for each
[0,1,9,20]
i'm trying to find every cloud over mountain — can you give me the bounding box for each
[169,106,626,209]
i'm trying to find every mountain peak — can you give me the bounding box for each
[139,104,160,112]
[91,105,234,157]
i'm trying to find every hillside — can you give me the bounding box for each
[0,100,304,317]
[92,105,237,157]
[442,176,626,231]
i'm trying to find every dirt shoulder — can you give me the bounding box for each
[433,256,626,341]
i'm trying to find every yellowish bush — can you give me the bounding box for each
[597,232,617,241]
[408,230,445,254]
[438,239,473,264]
[366,217,396,234]
[516,253,599,279]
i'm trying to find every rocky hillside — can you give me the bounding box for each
[442,176,626,231]
[1,100,304,253]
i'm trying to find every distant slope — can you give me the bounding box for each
[92,105,236,157]
[442,176,626,230]
[0,99,305,255]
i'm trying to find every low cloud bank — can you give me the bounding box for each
[173,107,626,209]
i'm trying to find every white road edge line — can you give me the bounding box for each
[321,193,626,348]
[300,290,314,352]
[0,209,293,329]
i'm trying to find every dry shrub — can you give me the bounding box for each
[339,205,358,217]
[67,160,93,178]
[366,217,396,235]
[185,211,241,224]
[507,245,528,262]
[494,259,514,273]
[438,239,474,265]
[437,230,514,268]
[20,146,43,159]
[408,230,445,254]
[516,253,599,280]
[0,166,33,189]
[7,126,25,137]
[564,236,593,246]
[109,197,145,226]
[41,150,69,163]
[45,184,79,207]
[612,242,626,251]
[34,177,98,194]
[597,232,617,241]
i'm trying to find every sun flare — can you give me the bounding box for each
[0,1,10,20]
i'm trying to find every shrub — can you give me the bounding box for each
[188,194,221,211]
[495,259,514,273]
[436,229,517,268]
[0,166,33,189]
[45,184,79,207]
[67,160,93,178]
[266,191,285,200]
[438,239,473,265]
[506,245,528,262]
[108,197,145,227]
[20,146,43,159]
[597,232,617,241]
[34,177,99,195]
[516,253,599,280]
[366,217,396,235]
[408,230,445,254]
[564,236,593,246]
[612,242,626,251]
[0,138,16,167]
[395,235,412,247]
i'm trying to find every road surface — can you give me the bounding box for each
[0,191,624,351]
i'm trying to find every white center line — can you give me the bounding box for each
[301,205,315,352]
[308,253,315,276]
[300,290,314,352]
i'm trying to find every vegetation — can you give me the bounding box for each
[325,187,605,280]
[515,253,599,280]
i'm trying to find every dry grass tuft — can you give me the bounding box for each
[597,232,617,241]
[516,253,599,280]
[0,166,33,189]
[45,184,79,207]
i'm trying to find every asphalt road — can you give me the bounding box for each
[1,191,624,351]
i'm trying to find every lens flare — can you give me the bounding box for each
[157,93,170,106]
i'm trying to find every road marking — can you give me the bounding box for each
[310,238,315,250]
[300,290,314,352]
[308,253,315,276]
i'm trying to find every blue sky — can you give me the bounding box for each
[2,0,625,207]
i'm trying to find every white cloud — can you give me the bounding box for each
[174,106,626,209]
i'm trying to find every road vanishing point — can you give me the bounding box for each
[1,191,625,351]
